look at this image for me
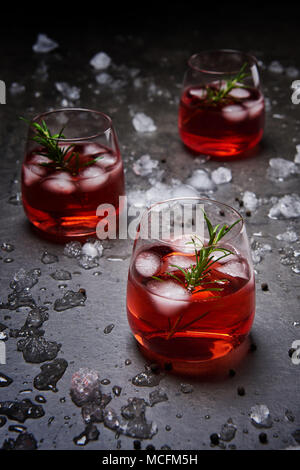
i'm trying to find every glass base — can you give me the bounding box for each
[136,336,251,377]
[180,130,263,159]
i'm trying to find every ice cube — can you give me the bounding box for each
[32,33,59,53]
[132,113,157,133]
[268,194,300,219]
[10,82,26,95]
[267,158,298,180]
[22,165,46,186]
[186,169,215,192]
[215,259,249,280]
[243,191,259,211]
[146,279,190,316]
[222,104,248,122]
[135,251,161,277]
[145,181,173,204]
[64,241,82,258]
[79,166,108,191]
[96,153,117,168]
[228,87,250,99]
[53,289,86,312]
[211,167,232,184]
[276,230,298,242]
[95,72,112,85]
[90,52,111,70]
[170,233,203,253]
[243,100,264,119]
[165,254,193,272]
[286,66,299,78]
[55,82,80,101]
[70,368,101,406]
[78,143,103,157]
[127,189,147,208]
[250,404,272,428]
[30,154,52,166]
[171,184,199,198]
[81,240,103,258]
[189,87,207,100]
[42,172,76,194]
[133,154,159,176]
[268,60,284,74]
[10,268,40,292]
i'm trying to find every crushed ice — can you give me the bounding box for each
[267,158,299,181]
[90,52,111,70]
[132,113,157,133]
[32,33,59,53]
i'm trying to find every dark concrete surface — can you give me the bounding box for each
[0,4,299,450]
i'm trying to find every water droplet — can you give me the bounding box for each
[17,336,61,363]
[180,383,194,394]
[219,420,237,442]
[48,416,55,426]
[73,424,100,446]
[50,269,72,281]
[34,358,68,392]
[101,378,111,385]
[2,432,37,450]
[149,388,168,407]
[0,399,45,423]
[112,386,122,397]
[53,289,86,312]
[41,251,59,264]
[285,409,295,422]
[131,368,162,387]
[103,323,115,334]
[1,243,15,252]
[35,395,47,403]
[8,424,27,433]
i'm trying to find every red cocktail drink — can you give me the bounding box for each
[178,50,265,158]
[179,83,264,156]
[126,198,255,373]
[21,109,125,241]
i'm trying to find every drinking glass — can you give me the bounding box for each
[178,49,265,158]
[126,197,255,374]
[21,108,125,242]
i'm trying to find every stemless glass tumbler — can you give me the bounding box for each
[21,108,125,242]
[178,49,265,158]
[126,197,255,374]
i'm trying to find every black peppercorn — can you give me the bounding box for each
[259,432,268,444]
[210,433,220,445]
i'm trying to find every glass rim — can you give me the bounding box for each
[188,49,258,75]
[31,107,113,142]
[138,196,244,248]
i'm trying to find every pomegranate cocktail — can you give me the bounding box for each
[127,199,255,371]
[21,109,125,241]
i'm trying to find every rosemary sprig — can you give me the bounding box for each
[205,62,250,105]
[21,117,102,175]
[153,211,242,295]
